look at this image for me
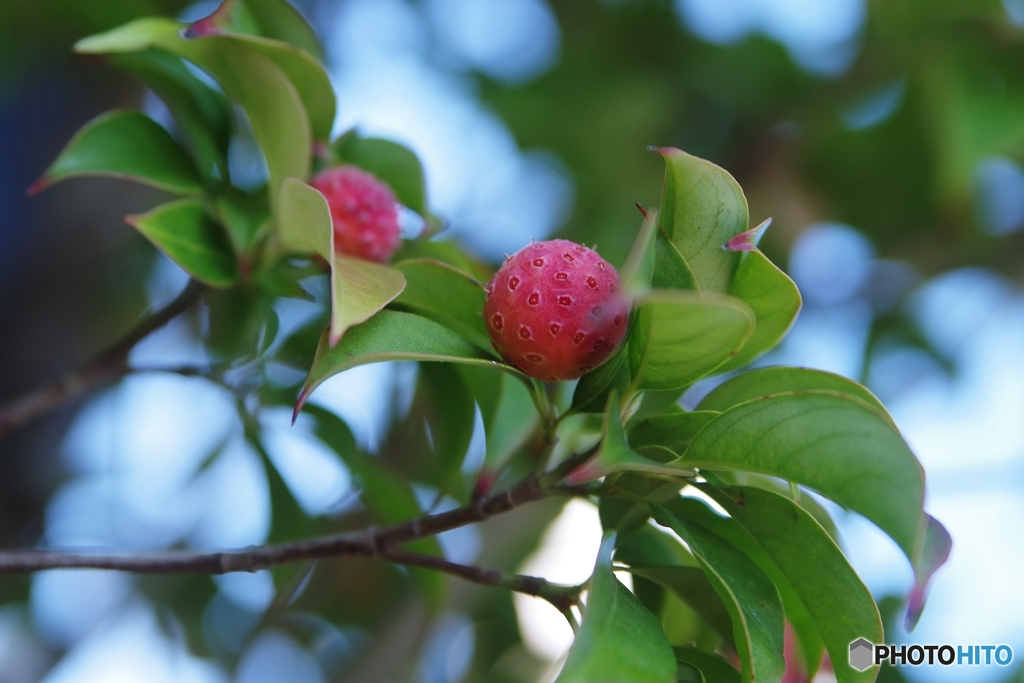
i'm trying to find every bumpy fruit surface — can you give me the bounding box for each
[310,166,401,263]
[484,239,629,381]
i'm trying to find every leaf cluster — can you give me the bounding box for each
[30,3,951,681]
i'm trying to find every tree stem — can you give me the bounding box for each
[382,548,582,610]
[0,445,598,577]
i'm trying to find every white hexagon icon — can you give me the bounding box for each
[849,637,874,671]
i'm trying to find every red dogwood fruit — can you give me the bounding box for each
[484,239,629,381]
[310,166,401,264]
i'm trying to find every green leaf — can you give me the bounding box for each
[668,496,838,679]
[241,0,324,60]
[669,493,830,677]
[392,239,493,282]
[628,389,686,423]
[568,392,696,483]
[74,17,181,53]
[229,34,333,141]
[418,363,477,498]
[77,19,314,205]
[620,208,697,296]
[570,340,631,414]
[906,514,952,630]
[329,256,407,345]
[169,37,314,201]
[677,661,705,683]
[277,176,331,256]
[702,485,884,683]
[680,391,927,565]
[110,49,232,185]
[697,366,888,416]
[628,566,736,649]
[204,288,279,358]
[125,199,238,287]
[30,110,203,196]
[651,503,786,683]
[393,259,491,351]
[334,134,429,215]
[481,376,538,472]
[620,207,660,294]
[673,648,740,683]
[459,367,538,491]
[656,147,748,293]
[710,472,842,545]
[216,187,272,258]
[652,229,698,291]
[662,594,724,654]
[556,532,676,683]
[277,178,406,344]
[77,13,331,141]
[613,527,700,630]
[717,250,801,372]
[296,310,520,419]
[628,411,718,455]
[614,523,695,567]
[628,291,755,392]
[597,472,686,540]
[181,3,333,141]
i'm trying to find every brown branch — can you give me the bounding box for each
[0,446,597,576]
[0,538,370,575]
[0,280,204,437]
[0,543,581,608]
[0,466,594,606]
[379,548,583,610]
[372,445,598,549]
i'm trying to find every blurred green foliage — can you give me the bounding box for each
[0,0,188,92]
[489,0,1024,280]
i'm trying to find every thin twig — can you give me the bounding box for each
[0,445,598,576]
[381,548,582,610]
[374,444,598,549]
[0,280,204,437]
[0,543,580,607]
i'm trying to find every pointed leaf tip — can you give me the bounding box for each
[34,110,204,196]
[905,514,952,630]
[180,24,214,39]
[26,177,49,196]
[293,384,314,424]
[724,218,773,252]
[182,0,235,38]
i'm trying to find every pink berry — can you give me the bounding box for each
[484,239,629,381]
[310,166,401,264]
